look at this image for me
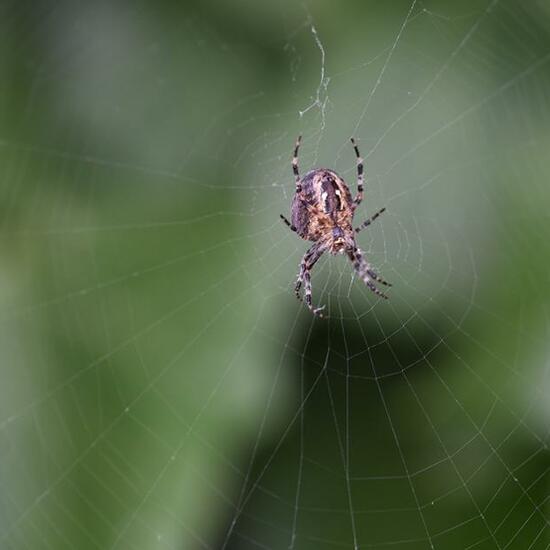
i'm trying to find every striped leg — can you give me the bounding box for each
[295,242,323,298]
[292,135,302,191]
[280,214,297,233]
[295,243,326,317]
[355,207,386,234]
[365,267,392,287]
[348,248,391,299]
[350,137,364,208]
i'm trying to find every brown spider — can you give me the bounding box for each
[281,135,391,317]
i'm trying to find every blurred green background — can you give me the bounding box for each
[1,1,550,549]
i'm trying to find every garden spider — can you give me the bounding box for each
[281,136,390,317]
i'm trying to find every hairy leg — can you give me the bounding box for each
[355,207,386,234]
[295,243,327,316]
[292,135,302,191]
[350,137,364,208]
[348,247,391,299]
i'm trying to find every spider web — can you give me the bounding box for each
[1,1,550,549]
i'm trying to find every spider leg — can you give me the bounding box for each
[292,135,302,191]
[280,214,297,233]
[365,267,392,287]
[348,247,391,299]
[295,243,327,317]
[295,243,322,298]
[350,137,364,208]
[355,207,386,234]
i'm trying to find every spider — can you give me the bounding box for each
[280,135,391,317]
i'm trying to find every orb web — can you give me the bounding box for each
[1,2,550,550]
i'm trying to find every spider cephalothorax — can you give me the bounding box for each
[281,136,391,317]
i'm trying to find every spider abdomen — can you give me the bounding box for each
[291,169,353,241]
